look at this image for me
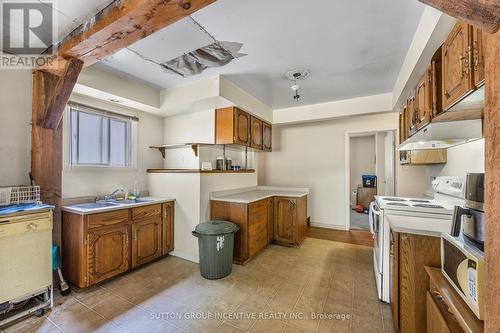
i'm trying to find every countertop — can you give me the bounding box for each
[62,197,175,215]
[210,186,309,204]
[386,213,452,237]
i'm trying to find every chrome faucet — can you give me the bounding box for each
[103,188,126,201]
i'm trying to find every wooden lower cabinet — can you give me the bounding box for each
[162,201,174,254]
[273,196,307,247]
[87,225,130,285]
[210,195,307,264]
[131,216,162,268]
[391,232,441,333]
[426,292,451,333]
[62,201,175,288]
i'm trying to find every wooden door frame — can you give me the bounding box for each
[344,129,397,231]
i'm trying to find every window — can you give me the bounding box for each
[69,105,137,167]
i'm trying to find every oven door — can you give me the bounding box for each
[369,202,383,272]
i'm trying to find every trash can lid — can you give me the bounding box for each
[195,220,238,235]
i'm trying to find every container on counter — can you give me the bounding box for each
[216,157,224,170]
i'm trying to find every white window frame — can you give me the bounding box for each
[64,103,138,170]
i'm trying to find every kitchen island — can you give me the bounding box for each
[210,186,309,264]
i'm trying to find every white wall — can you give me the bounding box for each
[148,172,257,263]
[427,139,485,185]
[349,135,376,195]
[258,112,426,229]
[0,70,32,186]
[62,94,164,198]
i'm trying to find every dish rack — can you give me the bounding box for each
[0,186,41,206]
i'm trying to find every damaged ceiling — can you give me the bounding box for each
[99,0,425,109]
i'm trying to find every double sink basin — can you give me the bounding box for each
[65,198,157,214]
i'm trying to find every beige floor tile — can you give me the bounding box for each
[7,238,388,333]
[216,323,245,333]
[249,319,286,333]
[2,315,61,333]
[350,311,384,333]
[46,299,114,333]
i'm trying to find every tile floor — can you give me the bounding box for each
[2,238,393,333]
[349,211,369,231]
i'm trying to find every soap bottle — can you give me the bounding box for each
[131,180,140,198]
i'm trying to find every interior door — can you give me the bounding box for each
[384,132,395,196]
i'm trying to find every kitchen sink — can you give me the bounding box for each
[72,202,120,210]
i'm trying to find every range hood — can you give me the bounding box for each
[398,119,483,150]
[399,86,484,151]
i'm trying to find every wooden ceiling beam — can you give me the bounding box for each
[41,58,83,129]
[40,0,216,74]
[418,0,499,33]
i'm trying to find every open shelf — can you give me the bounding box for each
[147,169,255,174]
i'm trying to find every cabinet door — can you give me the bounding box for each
[162,202,174,255]
[132,217,162,268]
[250,116,263,150]
[391,232,399,331]
[431,54,443,118]
[274,197,296,245]
[416,69,432,130]
[267,198,274,243]
[407,96,417,137]
[472,26,485,88]
[442,21,473,110]
[263,122,272,152]
[426,292,451,333]
[88,225,130,285]
[233,108,251,146]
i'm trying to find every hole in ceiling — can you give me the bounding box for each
[161,41,246,77]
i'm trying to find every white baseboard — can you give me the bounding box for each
[310,222,348,231]
[170,250,199,263]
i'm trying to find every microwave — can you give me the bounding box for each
[441,233,484,320]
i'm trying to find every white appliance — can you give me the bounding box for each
[368,176,464,303]
[0,210,53,326]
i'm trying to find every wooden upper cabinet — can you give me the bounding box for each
[399,104,408,144]
[263,122,272,152]
[162,202,174,255]
[407,95,417,137]
[442,21,473,110]
[416,69,432,130]
[234,108,251,146]
[131,216,162,268]
[472,26,485,88]
[215,107,250,147]
[431,49,443,118]
[87,225,130,285]
[250,116,263,150]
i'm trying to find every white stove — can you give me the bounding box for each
[370,176,465,303]
[375,196,456,215]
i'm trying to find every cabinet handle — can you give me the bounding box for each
[473,41,479,71]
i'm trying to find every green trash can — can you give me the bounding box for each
[192,220,239,280]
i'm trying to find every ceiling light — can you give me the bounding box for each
[285,69,310,102]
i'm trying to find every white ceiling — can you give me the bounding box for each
[98,0,425,109]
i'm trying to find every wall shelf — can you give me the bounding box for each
[146,168,255,174]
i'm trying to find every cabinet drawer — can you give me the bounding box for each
[249,199,268,215]
[249,209,267,226]
[88,210,129,229]
[249,219,267,257]
[132,204,161,220]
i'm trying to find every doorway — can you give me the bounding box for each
[347,130,395,230]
